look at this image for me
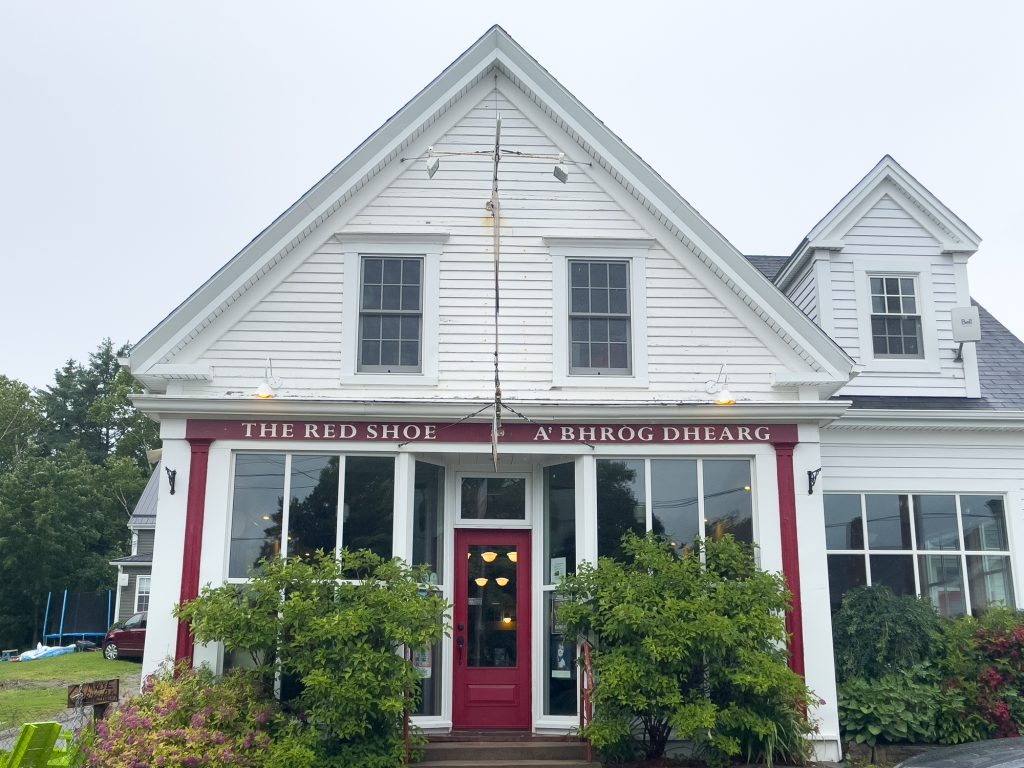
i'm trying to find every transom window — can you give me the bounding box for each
[359,256,422,372]
[569,260,631,374]
[825,493,1015,616]
[870,275,923,358]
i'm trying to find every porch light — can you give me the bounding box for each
[495,577,510,587]
[255,357,282,399]
[474,577,488,587]
[507,551,518,563]
[481,551,498,563]
[705,363,735,405]
[425,148,439,179]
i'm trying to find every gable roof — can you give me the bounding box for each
[128,464,159,530]
[776,155,981,291]
[128,26,854,390]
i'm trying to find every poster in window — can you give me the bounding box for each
[550,636,575,679]
[550,594,569,635]
[413,648,432,679]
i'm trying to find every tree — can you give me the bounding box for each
[0,375,42,472]
[36,339,158,468]
[558,532,813,767]
[0,448,145,648]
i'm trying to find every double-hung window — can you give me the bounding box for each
[358,256,422,372]
[869,275,923,358]
[135,575,151,613]
[569,259,631,374]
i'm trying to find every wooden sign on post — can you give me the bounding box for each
[68,679,119,719]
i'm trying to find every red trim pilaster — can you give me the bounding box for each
[174,437,214,666]
[774,441,805,677]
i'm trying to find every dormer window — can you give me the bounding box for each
[870,275,923,358]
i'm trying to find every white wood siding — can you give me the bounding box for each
[788,262,818,322]
[183,90,799,401]
[829,194,969,397]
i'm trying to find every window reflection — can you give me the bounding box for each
[651,460,698,553]
[703,460,752,542]
[288,456,339,560]
[229,454,286,578]
[342,457,395,560]
[413,463,444,584]
[544,464,576,584]
[596,460,646,561]
[461,477,526,520]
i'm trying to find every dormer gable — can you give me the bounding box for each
[776,156,982,398]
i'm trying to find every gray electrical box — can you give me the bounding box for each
[951,306,982,343]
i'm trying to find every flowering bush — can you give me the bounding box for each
[78,665,281,768]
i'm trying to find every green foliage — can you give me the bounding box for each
[832,586,945,683]
[838,666,941,746]
[558,532,813,766]
[0,376,42,473]
[177,549,448,767]
[77,665,280,768]
[0,448,146,648]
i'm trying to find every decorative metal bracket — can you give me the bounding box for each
[165,467,177,495]
[807,467,822,495]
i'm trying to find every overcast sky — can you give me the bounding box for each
[2,1,1021,389]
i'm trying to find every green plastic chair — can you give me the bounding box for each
[2,722,61,768]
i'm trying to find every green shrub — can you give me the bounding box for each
[558,532,813,767]
[77,665,280,768]
[177,549,448,768]
[838,666,941,747]
[832,586,945,683]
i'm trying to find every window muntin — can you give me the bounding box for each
[825,493,1015,616]
[358,256,422,372]
[597,458,753,561]
[135,576,151,613]
[869,275,923,358]
[228,453,395,579]
[569,259,631,374]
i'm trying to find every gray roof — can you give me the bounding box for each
[110,553,152,565]
[128,464,159,529]
[740,256,1024,412]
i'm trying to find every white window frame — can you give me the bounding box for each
[134,575,151,613]
[854,259,939,372]
[339,234,447,386]
[546,238,651,388]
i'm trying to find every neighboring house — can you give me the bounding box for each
[109,464,156,624]
[122,27,1023,761]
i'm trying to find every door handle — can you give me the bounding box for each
[456,636,464,666]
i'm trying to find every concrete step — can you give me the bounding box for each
[417,739,598,767]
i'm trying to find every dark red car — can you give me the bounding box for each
[102,611,146,660]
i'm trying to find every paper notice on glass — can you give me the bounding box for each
[550,557,567,583]
[413,648,432,679]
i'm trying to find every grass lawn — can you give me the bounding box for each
[0,653,139,730]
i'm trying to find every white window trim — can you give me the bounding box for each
[134,575,151,613]
[853,258,940,373]
[546,238,651,388]
[339,234,447,386]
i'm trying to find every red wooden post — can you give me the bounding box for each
[774,441,805,678]
[174,437,214,665]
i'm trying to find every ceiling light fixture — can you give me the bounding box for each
[507,551,518,563]
[474,577,488,587]
[481,551,498,563]
[495,577,510,587]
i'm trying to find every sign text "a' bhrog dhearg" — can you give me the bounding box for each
[234,422,780,444]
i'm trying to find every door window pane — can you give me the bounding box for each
[827,554,867,611]
[596,459,646,561]
[287,455,339,560]
[967,555,1015,616]
[413,463,444,585]
[870,555,916,597]
[918,554,966,617]
[342,457,394,559]
[961,496,1008,550]
[544,464,576,584]
[229,454,286,578]
[913,495,959,551]
[825,495,864,550]
[651,459,699,554]
[865,494,912,550]
[467,544,518,668]
[703,460,752,543]
[461,477,526,520]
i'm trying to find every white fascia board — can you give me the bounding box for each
[494,51,854,383]
[129,30,507,375]
[131,394,852,424]
[830,408,1024,431]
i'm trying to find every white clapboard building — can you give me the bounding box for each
[125,27,1023,760]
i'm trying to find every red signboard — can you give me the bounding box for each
[186,420,797,445]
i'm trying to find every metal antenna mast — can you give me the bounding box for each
[488,117,502,470]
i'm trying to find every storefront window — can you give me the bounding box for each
[229,454,286,578]
[544,591,576,716]
[825,493,1015,616]
[598,458,752,560]
[413,462,444,585]
[544,463,576,584]
[228,453,395,579]
[460,477,526,520]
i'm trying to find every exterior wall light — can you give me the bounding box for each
[705,363,735,405]
[255,357,282,399]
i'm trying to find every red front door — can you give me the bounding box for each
[452,529,531,729]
